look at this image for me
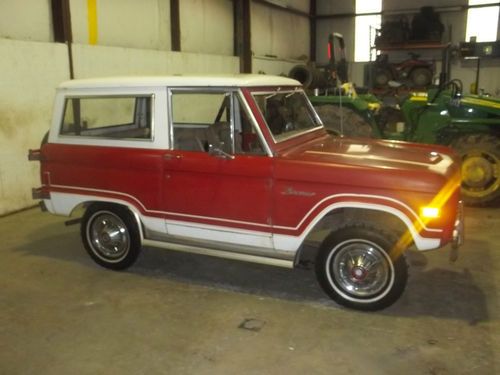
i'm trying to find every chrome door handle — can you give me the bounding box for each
[163,154,182,160]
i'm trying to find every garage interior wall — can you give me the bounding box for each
[1,0,499,215]
[1,0,310,216]
[251,0,310,75]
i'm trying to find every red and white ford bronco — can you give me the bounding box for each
[29,75,463,310]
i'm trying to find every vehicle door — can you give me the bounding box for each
[162,88,274,249]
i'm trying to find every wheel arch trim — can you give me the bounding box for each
[44,192,150,242]
[281,201,442,261]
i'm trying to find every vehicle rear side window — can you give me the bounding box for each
[60,96,153,140]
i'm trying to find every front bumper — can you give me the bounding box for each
[450,200,464,261]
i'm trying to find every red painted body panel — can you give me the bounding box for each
[268,134,460,243]
[162,150,273,229]
[42,144,165,216]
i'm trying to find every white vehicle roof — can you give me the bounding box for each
[58,75,301,89]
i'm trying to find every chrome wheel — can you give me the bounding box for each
[327,240,393,300]
[316,226,407,310]
[82,205,142,270]
[87,211,130,262]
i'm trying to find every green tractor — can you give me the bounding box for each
[291,34,499,206]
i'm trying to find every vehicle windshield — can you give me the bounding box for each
[252,89,322,142]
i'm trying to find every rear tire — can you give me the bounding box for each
[81,204,142,270]
[373,68,392,88]
[452,134,500,206]
[409,67,432,88]
[315,224,408,311]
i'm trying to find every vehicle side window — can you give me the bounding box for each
[60,96,152,139]
[170,90,266,156]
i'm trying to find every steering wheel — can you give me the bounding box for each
[430,79,463,103]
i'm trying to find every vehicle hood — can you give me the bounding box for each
[276,135,459,193]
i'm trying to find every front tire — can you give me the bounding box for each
[315,225,408,311]
[81,204,142,270]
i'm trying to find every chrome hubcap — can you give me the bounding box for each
[332,242,391,298]
[88,212,130,260]
[351,266,368,281]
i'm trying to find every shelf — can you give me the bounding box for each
[375,41,447,51]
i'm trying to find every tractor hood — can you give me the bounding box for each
[276,134,459,194]
[414,90,500,119]
[457,95,500,118]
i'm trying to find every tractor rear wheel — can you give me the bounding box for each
[452,134,500,206]
[314,105,374,138]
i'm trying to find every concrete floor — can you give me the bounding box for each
[0,207,499,375]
